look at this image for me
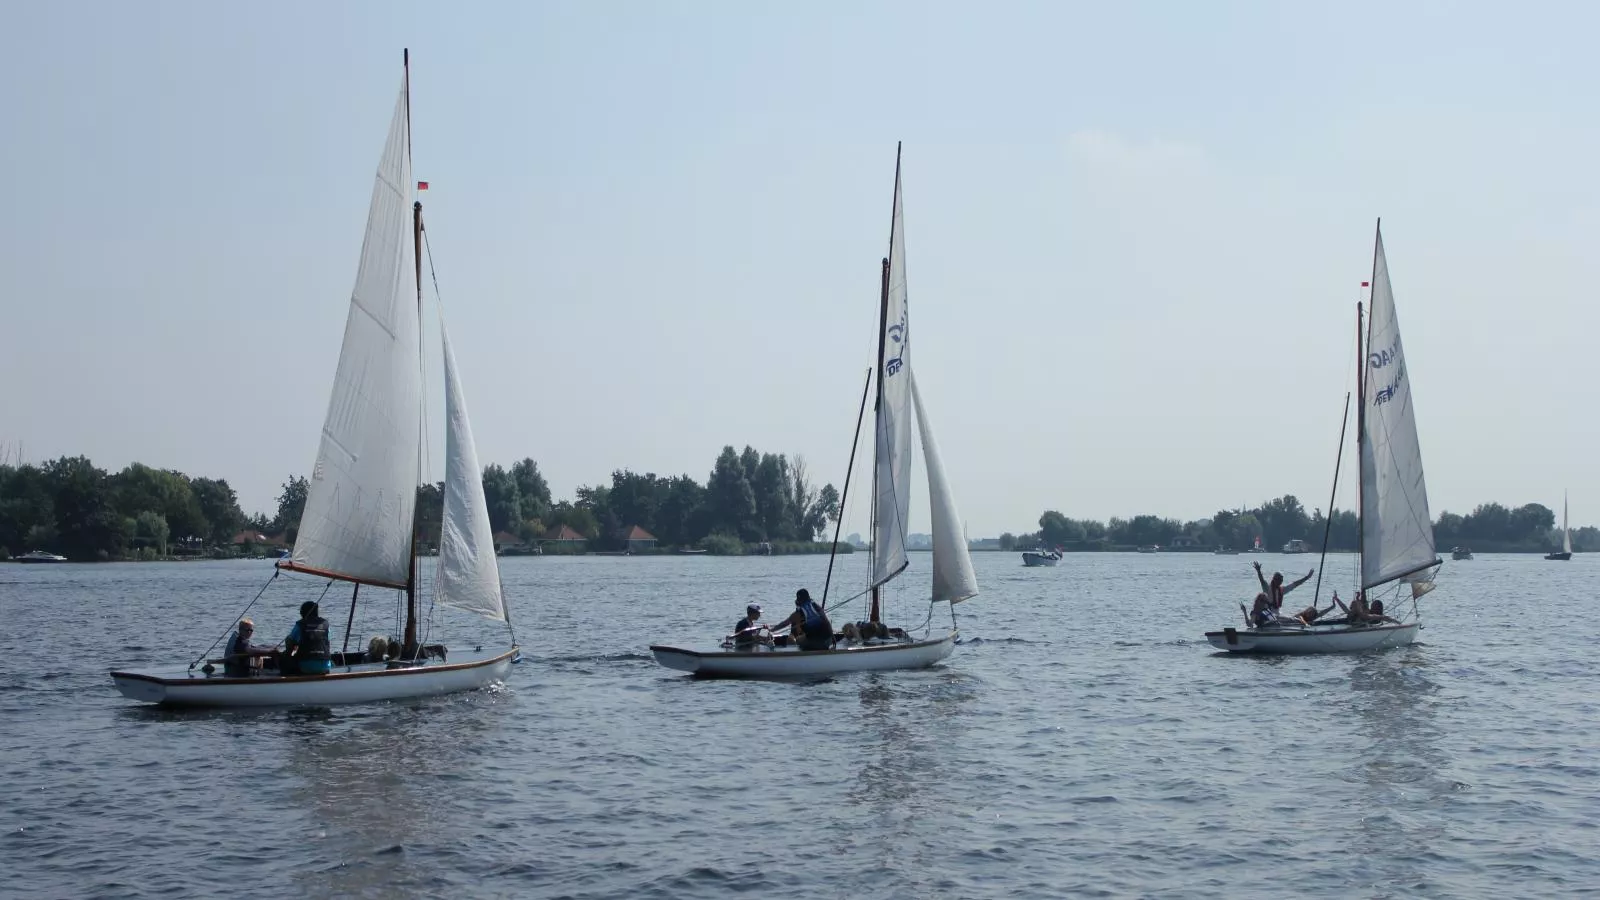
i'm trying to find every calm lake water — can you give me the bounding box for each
[1,551,1596,899]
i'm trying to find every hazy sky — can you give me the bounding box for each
[3,1,1597,538]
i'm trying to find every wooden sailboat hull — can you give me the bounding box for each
[109,648,518,707]
[1204,623,1417,655]
[650,631,956,678]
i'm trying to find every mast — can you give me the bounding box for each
[402,48,422,659]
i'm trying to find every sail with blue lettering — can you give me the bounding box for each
[871,146,912,590]
[1360,223,1440,591]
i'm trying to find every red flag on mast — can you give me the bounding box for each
[417,181,429,191]
[1361,281,1370,287]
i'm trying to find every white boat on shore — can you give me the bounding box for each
[651,145,978,679]
[111,51,519,706]
[1208,221,1441,655]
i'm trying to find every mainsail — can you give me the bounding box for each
[911,372,978,605]
[1359,223,1439,590]
[1563,493,1572,554]
[436,322,507,621]
[871,146,912,589]
[288,84,420,590]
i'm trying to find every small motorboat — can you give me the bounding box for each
[1451,546,1473,560]
[1021,549,1061,567]
[15,550,68,563]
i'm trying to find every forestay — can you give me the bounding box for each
[1360,226,1439,590]
[289,84,420,590]
[436,322,507,621]
[871,152,912,589]
[911,372,978,604]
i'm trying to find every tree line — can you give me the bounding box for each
[1004,495,1594,554]
[1,445,842,561]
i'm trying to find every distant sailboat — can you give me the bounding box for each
[111,51,519,706]
[651,144,979,677]
[1208,221,1440,653]
[1546,492,1573,560]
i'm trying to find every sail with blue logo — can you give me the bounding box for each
[1359,223,1440,592]
[871,147,913,590]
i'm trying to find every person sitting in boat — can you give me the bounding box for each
[778,589,834,651]
[1249,592,1277,628]
[1288,596,1339,626]
[1254,561,1314,613]
[222,618,274,677]
[282,601,332,676]
[731,603,772,649]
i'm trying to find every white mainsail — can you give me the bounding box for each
[1563,493,1572,554]
[871,149,913,589]
[1359,224,1439,590]
[436,322,507,621]
[911,372,978,605]
[289,84,420,589]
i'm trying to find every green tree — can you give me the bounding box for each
[510,458,551,526]
[42,456,123,560]
[655,475,709,546]
[708,446,757,540]
[481,464,522,534]
[998,532,1017,551]
[608,470,663,536]
[109,464,206,541]
[273,475,309,540]
[787,455,819,540]
[134,510,170,555]
[805,483,840,540]
[190,476,245,545]
[0,464,54,555]
[752,453,793,541]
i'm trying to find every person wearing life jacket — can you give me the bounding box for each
[284,600,332,676]
[1253,561,1314,613]
[778,588,834,651]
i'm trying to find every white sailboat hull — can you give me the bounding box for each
[110,648,517,707]
[1204,623,1417,655]
[1021,552,1059,567]
[651,632,956,678]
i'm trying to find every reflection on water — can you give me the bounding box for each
[1343,646,1451,889]
[284,702,507,900]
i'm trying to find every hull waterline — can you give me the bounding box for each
[110,648,517,707]
[651,632,955,678]
[1204,623,1417,655]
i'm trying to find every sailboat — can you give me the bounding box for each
[1546,492,1573,560]
[111,52,519,706]
[1207,221,1440,654]
[651,144,979,677]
